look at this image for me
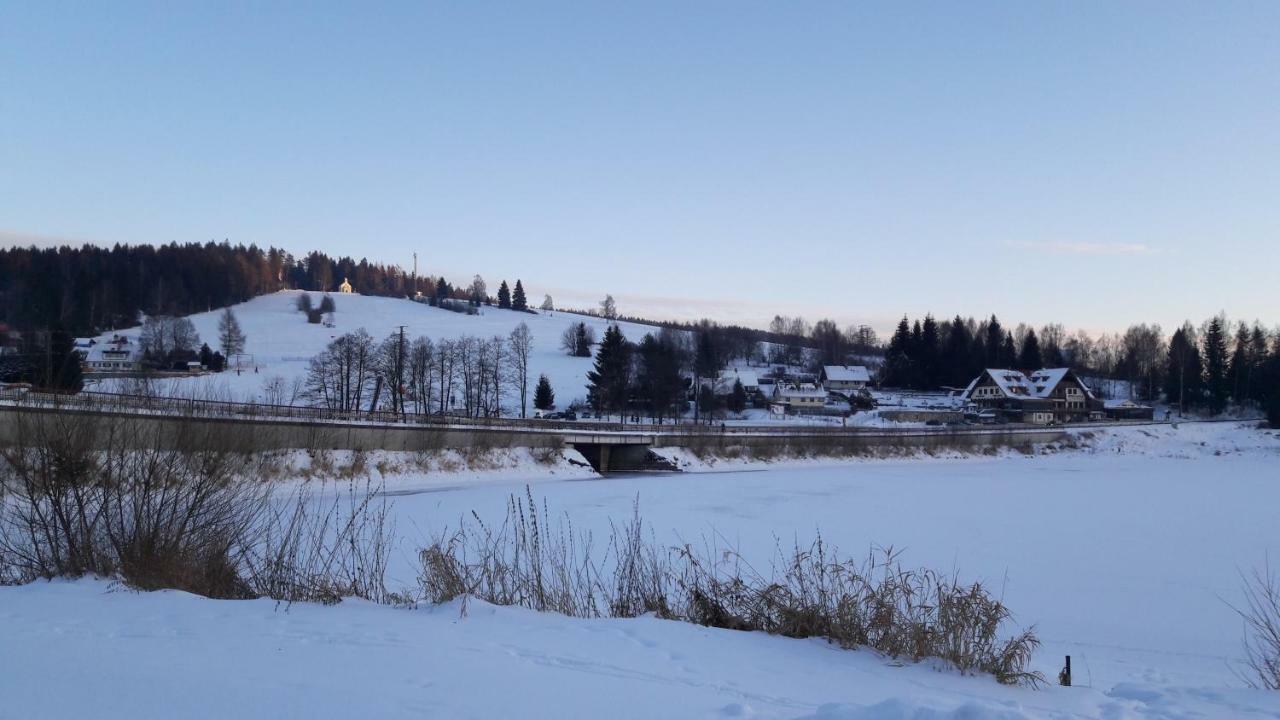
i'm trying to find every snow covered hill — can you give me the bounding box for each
[90,290,663,409]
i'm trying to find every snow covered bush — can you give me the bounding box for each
[417,489,1043,686]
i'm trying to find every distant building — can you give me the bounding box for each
[1103,399,1155,421]
[83,334,142,373]
[338,277,353,293]
[961,368,1102,424]
[771,382,828,413]
[819,365,871,392]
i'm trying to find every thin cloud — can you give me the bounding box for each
[1004,240,1157,256]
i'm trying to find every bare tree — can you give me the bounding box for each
[408,336,435,415]
[600,294,617,320]
[508,322,533,418]
[218,307,247,358]
[540,294,554,311]
[305,329,375,412]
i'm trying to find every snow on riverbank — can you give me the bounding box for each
[3,422,1278,718]
[3,579,1278,719]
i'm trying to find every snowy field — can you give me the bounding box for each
[3,423,1279,718]
[88,290,667,411]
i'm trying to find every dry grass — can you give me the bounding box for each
[418,488,1044,686]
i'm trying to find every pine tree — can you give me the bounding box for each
[585,324,632,421]
[534,374,555,411]
[728,379,748,414]
[1228,322,1252,404]
[1164,324,1204,415]
[218,307,247,358]
[512,280,528,311]
[41,330,84,393]
[319,295,336,314]
[919,315,940,388]
[199,343,215,368]
[1203,316,1229,414]
[1018,328,1043,370]
[497,281,512,309]
[296,293,313,314]
[1000,334,1018,369]
[985,315,1006,368]
[882,317,913,388]
[635,332,686,422]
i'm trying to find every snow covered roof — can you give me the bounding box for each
[774,382,828,399]
[822,365,871,383]
[964,368,1093,400]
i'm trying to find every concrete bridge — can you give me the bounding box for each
[0,388,1200,473]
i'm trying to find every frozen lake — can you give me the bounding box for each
[381,446,1280,689]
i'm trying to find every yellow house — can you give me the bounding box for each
[338,277,353,293]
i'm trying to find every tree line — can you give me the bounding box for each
[303,322,536,419]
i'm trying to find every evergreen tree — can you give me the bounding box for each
[534,374,555,411]
[882,317,913,388]
[574,322,594,357]
[728,379,748,414]
[585,324,632,421]
[319,295,336,314]
[1228,322,1252,403]
[435,278,449,302]
[985,316,1006,367]
[1000,334,1018,368]
[497,281,511,309]
[296,293,313,314]
[1203,316,1229,414]
[635,333,686,422]
[199,343,215,369]
[217,307,247,358]
[35,330,84,393]
[1164,324,1204,414]
[512,280,528,311]
[1018,328,1043,370]
[919,315,940,388]
[941,316,972,387]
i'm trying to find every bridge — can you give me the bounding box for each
[0,388,1210,473]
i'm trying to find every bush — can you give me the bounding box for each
[0,410,396,604]
[418,489,1043,686]
[1235,563,1280,689]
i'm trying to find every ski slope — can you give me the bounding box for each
[89,291,665,410]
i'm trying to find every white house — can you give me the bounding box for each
[771,382,828,412]
[819,365,871,391]
[83,335,142,373]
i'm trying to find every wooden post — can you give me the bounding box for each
[1059,655,1072,687]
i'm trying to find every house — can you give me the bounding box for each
[1104,399,1154,421]
[338,277,354,293]
[961,368,1101,424]
[83,335,143,373]
[820,365,871,392]
[771,382,829,413]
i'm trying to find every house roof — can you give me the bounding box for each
[963,368,1095,401]
[822,365,871,383]
[774,382,828,399]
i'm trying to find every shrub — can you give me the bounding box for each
[1234,563,1280,689]
[418,489,1043,686]
[0,410,396,604]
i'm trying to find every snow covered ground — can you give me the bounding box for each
[3,422,1278,718]
[88,290,664,411]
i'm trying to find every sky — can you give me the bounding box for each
[2,2,1277,334]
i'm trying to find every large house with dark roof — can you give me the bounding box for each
[961,368,1103,424]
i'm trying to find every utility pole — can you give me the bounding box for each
[412,253,418,296]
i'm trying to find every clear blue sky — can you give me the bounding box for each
[2,2,1277,333]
